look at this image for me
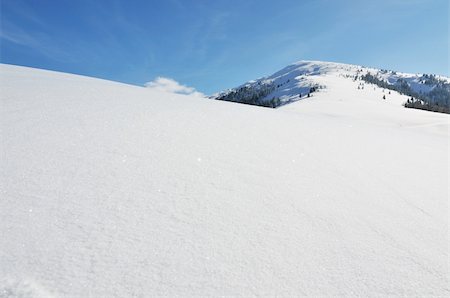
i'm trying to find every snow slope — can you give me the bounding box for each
[1,63,449,297]
[215,60,450,108]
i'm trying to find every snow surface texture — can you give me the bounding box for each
[1,62,449,297]
[215,60,449,107]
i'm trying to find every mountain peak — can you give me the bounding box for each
[214,60,450,113]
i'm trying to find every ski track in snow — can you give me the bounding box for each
[1,63,449,297]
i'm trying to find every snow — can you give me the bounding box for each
[217,60,449,106]
[1,63,449,297]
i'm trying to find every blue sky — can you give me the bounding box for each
[1,0,448,94]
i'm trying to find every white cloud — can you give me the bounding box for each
[145,77,205,98]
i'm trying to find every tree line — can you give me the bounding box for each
[361,72,449,114]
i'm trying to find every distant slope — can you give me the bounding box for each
[361,70,450,113]
[1,64,449,297]
[214,60,450,112]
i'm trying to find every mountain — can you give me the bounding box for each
[214,60,450,112]
[1,63,449,297]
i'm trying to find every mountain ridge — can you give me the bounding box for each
[213,60,450,112]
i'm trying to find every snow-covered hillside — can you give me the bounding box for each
[215,61,450,111]
[1,64,449,297]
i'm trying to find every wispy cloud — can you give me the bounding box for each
[0,19,78,63]
[145,77,205,98]
[2,0,47,27]
[0,21,36,46]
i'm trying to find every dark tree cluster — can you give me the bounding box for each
[404,97,450,114]
[215,82,280,108]
[361,72,450,114]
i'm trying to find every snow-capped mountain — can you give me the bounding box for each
[1,64,449,297]
[214,61,450,112]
